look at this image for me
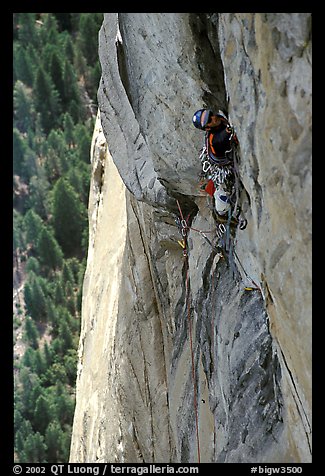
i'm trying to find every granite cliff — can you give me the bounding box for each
[70,13,312,463]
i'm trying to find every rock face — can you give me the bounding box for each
[70,13,312,463]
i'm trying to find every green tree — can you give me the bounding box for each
[63,349,78,386]
[25,256,41,274]
[44,130,65,181]
[54,382,75,425]
[13,81,35,133]
[62,260,75,285]
[19,431,47,463]
[77,14,102,66]
[24,274,48,322]
[62,112,75,147]
[17,13,39,48]
[34,395,52,434]
[27,173,50,219]
[13,209,26,254]
[49,50,65,102]
[73,122,92,163]
[52,178,86,255]
[64,35,74,62]
[33,65,61,133]
[22,347,36,369]
[13,46,35,88]
[45,420,63,462]
[19,368,41,419]
[40,13,59,46]
[15,426,25,455]
[13,128,27,177]
[62,61,82,121]
[37,227,63,271]
[24,209,44,248]
[22,147,38,183]
[24,317,39,349]
[43,342,54,367]
[58,317,73,353]
[34,349,47,376]
[54,280,65,307]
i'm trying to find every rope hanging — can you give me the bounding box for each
[185,257,201,464]
[175,197,261,463]
[176,200,201,464]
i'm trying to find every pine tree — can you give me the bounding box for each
[22,147,38,183]
[13,129,27,177]
[34,350,46,376]
[22,347,36,369]
[13,46,35,87]
[25,256,41,274]
[62,61,81,120]
[58,318,73,353]
[24,317,39,349]
[62,260,75,285]
[52,178,86,255]
[77,14,102,66]
[33,65,61,133]
[27,173,50,219]
[43,342,53,367]
[74,123,92,163]
[54,382,75,425]
[17,13,39,48]
[48,49,65,104]
[64,35,74,62]
[40,14,59,45]
[44,129,65,181]
[45,420,62,462]
[15,427,25,455]
[62,112,75,147]
[54,280,65,307]
[13,81,35,133]
[37,227,63,271]
[24,209,44,247]
[24,274,47,322]
[20,431,47,463]
[34,395,52,434]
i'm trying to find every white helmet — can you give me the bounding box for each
[214,188,231,215]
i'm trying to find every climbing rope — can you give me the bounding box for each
[176,199,201,463]
[184,257,201,464]
[233,248,262,292]
[210,260,217,459]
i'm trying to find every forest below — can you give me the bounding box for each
[13,13,103,462]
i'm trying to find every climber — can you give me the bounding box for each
[192,108,247,231]
[192,108,237,165]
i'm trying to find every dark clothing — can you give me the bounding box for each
[205,116,233,164]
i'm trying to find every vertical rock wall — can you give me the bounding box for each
[70,13,312,463]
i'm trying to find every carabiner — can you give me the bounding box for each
[202,161,211,173]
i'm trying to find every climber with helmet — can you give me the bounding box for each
[192,108,242,221]
[192,108,237,166]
